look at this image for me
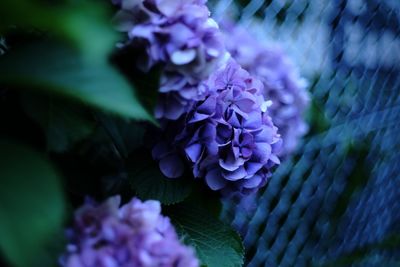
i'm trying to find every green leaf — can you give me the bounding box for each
[127,151,193,205]
[186,183,223,219]
[0,42,153,122]
[132,67,161,116]
[21,94,96,153]
[0,0,118,60]
[166,203,245,267]
[96,114,146,158]
[306,98,330,135]
[0,140,66,267]
[112,48,161,114]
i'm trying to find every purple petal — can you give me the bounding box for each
[152,142,170,160]
[205,168,227,190]
[253,143,272,162]
[240,132,254,146]
[164,100,185,120]
[226,111,241,127]
[222,166,247,181]
[231,104,250,119]
[185,143,203,163]
[269,154,280,164]
[179,85,198,99]
[168,23,195,46]
[216,123,232,144]
[219,158,241,172]
[242,112,262,129]
[171,49,196,65]
[129,25,155,40]
[67,254,84,267]
[254,126,275,143]
[218,144,244,171]
[159,154,184,178]
[189,112,211,123]
[235,93,256,112]
[156,0,183,17]
[241,147,252,158]
[197,96,216,114]
[242,175,262,189]
[245,162,264,176]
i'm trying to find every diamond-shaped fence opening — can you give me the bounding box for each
[216,0,400,266]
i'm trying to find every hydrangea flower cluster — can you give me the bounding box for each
[221,22,310,156]
[113,0,225,120]
[112,1,308,194]
[61,196,199,267]
[153,61,282,194]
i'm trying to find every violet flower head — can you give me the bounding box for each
[113,0,226,120]
[116,0,225,79]
[154,72,210,120]
[222,22,310,156]
[61,196,199,267]
[154,60,282,195]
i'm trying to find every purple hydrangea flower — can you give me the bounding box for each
[154,72,210,120]
[61,196,199,267]
[221,22,310,156]
[113,0,226,120]
[153,60,282,194]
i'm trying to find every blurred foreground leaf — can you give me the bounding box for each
[112,48,161,115]
[0,42,153,122]
[0,0,118,60]
[166,203,245,267]
[0,140,65,267]
[21,94,96,153]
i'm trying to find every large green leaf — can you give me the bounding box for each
[127,151,193,205]
[0,0,118,60]
[166,203,245,267]
[96,114,147,158]
[112,48,161,115]
[0,42,153,121]
[0,140,66,267]
[21,94,96,153]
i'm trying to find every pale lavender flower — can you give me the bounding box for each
[221,22,309,156]
[61,196,199,267]
[154,60,282,194]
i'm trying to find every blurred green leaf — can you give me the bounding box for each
[0,140,65,267]
[132,67,161,116]
[21,94,96,153]
[306,98,330,135]
[127,150,193,205]
[112,48,161,115]
[165,203,245,267]
[0,0,118,60]
[0,42,153,122]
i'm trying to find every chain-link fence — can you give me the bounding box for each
[217,1,400,266]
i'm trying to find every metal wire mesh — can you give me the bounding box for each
[217,1,400,266]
